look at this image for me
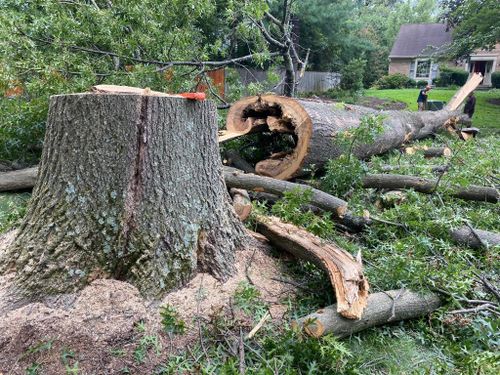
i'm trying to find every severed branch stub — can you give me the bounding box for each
[294,290,441,338]
[255,216,369,319]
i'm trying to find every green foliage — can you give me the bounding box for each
[435,66,469,87]
[233,281,268,318]
[491,72,500,89]
[159,305,186,335]
[416,79,429,88]
[133,335,161,364]
[441,0,500,58]
[373,73,416,89]
[60,348,79,375]
[321,155,366,197]
[340,58,366,95]
[0,193,30,232]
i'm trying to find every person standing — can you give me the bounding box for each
[417,85,431,111]
[464,91,476,118]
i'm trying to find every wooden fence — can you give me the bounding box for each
[233,68,341,95]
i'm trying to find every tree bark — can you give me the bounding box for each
[450,226,500,249]
[225,95,465,179]
[229,188,252,222]
[293,290,441,338]
[404,146,452,158]
[0,91,247,303]
[255,216,369,319]
[362,174,499,203]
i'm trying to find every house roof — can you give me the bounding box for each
[389,23,452,58]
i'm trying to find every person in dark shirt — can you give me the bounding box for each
[464,91,476,118]
[417,85,431,111]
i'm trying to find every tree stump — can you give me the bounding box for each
[1,91,246,302]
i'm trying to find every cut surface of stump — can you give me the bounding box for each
[226,95,465,179]
[0,90,247,304]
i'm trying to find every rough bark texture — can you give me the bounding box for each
[404,146,452,158]
[362,174,499,203]
[451,226,500,249]
[255,216,369,319]
[226,95,465,179]
[0,167,38,192]
[294,290,442,338]
[0,93,246,303]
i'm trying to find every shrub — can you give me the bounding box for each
[416,80,429,88]
[435,66,468,87]
[340,58,366,94]
[491,72,500,88]
[373,73,415,89]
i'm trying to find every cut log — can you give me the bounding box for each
[294,290,441,338]
[255,216,369,319]
[362,174,499,203]
[404,146,452,158]
[226,95,466,179]
[0,89,247,305]
[451,226,500,249]
[223,169,349,218]
[230,188,252,222]
[0,167,38,192]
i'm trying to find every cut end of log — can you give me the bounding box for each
[226,95,313,180]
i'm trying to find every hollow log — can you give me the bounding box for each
[361,174,499,203]
[226,95,464,179]
[0,90,247,305]
[451,226,500,249]
[294,290,441,338]
[0,167,38,192]
[255,216,369,319]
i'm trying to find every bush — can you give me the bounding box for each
[416,80,429,88]
[373,73,415,89]
[435,66,468,87]
[491,72,500,88]
[340,58,366,94]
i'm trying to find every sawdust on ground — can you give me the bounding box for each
[0,230,296,374]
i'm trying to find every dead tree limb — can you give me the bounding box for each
[451,226,500,249]
[404,146,452,158]
[293,290,441,338]
[361,174,499,203]
[0,167,38,192]
[230,188,252,222]
[255,216,369,319]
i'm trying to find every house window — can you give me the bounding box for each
[416,59,431,79]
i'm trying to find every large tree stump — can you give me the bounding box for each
[0,91,246,302]
[225,95,465,179]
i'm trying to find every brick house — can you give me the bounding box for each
[389,23,500,86]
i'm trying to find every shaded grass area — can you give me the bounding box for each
[364,88,500,130]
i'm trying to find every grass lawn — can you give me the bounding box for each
[364,88,500,130]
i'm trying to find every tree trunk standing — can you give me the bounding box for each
[0,92,246,303]
[225,95,466,179]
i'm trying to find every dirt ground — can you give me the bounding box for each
[0,230,295,374]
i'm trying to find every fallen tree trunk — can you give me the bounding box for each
[255,216,369,319]
[293,289,441,338]
[451,226,500,249]
[0,167,38,192]
[225,95,465,179]
[362,174,499,203]
[225,149,255,174]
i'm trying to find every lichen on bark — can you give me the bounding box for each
[1,93,247,302]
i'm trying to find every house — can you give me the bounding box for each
[388,23,500,86]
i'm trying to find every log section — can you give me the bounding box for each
[294,290,441,338]
[226,95,464,179]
